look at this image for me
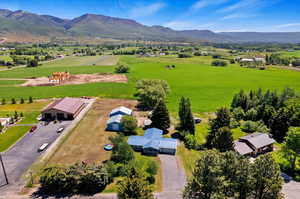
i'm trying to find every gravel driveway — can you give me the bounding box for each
[282,180,300,199]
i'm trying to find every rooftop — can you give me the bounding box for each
[43,97,85,115]
[234,141,254,155]
[240,133,275,149]
[107,114,123,124]
[110,106,132,116]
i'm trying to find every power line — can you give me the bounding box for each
[0,153,9,185]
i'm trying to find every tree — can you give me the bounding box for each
[150,100,170,132]
[183,150,225,199]
[11,98,16,104]
[20,98,25,104]
[29,96,33,103]
[212,127,234,152]
[1,98,6,105]
[206,107,231,148]
[27,59,38,67]
[117,167,154,199]
[211,60,228,67]
[135,79,170,110]
[178,97,195,134]
[110,135,135,164]
[14,111,19,120]
[0,122,3,132]
[251,154,283,199]
[281,129,300,172]
[269,108,291,142]
[115,65,130,73]
[121,116,138,136]
[234,158,253,199]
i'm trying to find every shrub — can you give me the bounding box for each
[121,116,138,136]
[27,59,38,67]
[109,135,135,164]
[115,65,130,73]
[212,54,221,59]
[184,134,198,149]
[211,60,228,67]
[231,107,245,121]
[245,108,258,121]
[292,59,300,67]
[241,120,269,133]
[178,53,192,58]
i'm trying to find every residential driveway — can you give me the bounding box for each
[157,154,187,199]
[282,180,300,199]
[0,121,71,187]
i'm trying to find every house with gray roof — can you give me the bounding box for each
[234,133,275,156]
[128,128,177,156]
[109,106,132,117]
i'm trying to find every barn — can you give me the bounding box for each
[109,106,132,117]
[128,128,177,156]
[42,97,85,120]
[106,114,123,131]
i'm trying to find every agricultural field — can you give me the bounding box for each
[1,55,300,113]
[0,100,50,152]
[280,50,300,58]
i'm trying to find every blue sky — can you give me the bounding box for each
[0,0,299,32]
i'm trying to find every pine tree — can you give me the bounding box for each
[29,96,33,103]
[1,98,5,105]
[11,98,16,104]
[117,167,154,199]
[178,97,195,134]
[269,107,291,142]
[212,127,234,152]
[150,100,170,132]
[20,98,25,104]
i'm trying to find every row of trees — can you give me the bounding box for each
[231,88,299,141]
[184,151,283,199]
[1,97,33,105]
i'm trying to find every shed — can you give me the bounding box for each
[42,97,85,120]
[109,106,132,117]
[106,114,123,131]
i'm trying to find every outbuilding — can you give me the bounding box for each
[106,114,123,131]
[109,106,132,117]
[42,97,85,120]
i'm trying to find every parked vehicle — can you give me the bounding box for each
[38,143,49,152]
[194,117,202,124]
[36,115,42,121]
[30,125,37,132]
[56,127,64,133]
[281,173,292,183]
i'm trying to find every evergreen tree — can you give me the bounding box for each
[269,108,291,142]
[150,100,170,132]
[178,97,195,134]
[1,98,5,105]
[11,98,16,104]
[212,127,234,152]
[14,111,18,120]
[20,98,25,104]
[29,96,33,103]
[281,129,300,172]
[117,167,154,199]
[251,154,283,199]
[183,150,225,199]
[234,158,253,199]
[206,107,231,148]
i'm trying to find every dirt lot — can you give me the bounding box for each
[46,98,138,165]
[22,73,128,87]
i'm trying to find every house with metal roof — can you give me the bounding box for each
[128,128,177,156]
[234,133,275,156]
[109,106,132,117]
[42,97,85,120]
[106,114,124,132]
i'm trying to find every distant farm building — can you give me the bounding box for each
[234,133,275,156]
[0,118,10,127]
[49,72,70,84]
[42,97,85,120]
[106,106,133,131]
[109,106,133,117]
[128,128,178,156]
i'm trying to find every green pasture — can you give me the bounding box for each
[0,80,25,85]
[280,50,300,58]
[1,55,300,113]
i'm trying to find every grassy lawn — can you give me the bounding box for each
[1,55,300,113]
[177,145,202,178]
[0,100,50,152]
[0,80,26,85]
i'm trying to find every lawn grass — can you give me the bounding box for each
[177,145,202,178]
[0,80,25,85]
[0,126,31,152]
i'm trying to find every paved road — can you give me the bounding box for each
[282,180,300,199]
[0,121,71,187]
[157,154,187,199]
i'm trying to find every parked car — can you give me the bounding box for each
[38,143,49,152]
[56,127,64,133]
[36,115,42,121]
[30,125,37,132]
[194,117,202,124]
[281,173,292,183]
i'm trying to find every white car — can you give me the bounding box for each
[38,143,49,152]
[56,127,64,133]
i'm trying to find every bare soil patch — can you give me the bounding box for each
[22,73,128,87]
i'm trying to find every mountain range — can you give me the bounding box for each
[1,9,300,43]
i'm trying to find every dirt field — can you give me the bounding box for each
[46,98,138,165]
[21,73,128,87]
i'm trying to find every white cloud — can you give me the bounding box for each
[129,2,166,18]
[218,0,260,13]
[192,0,228,10]
[275,23,300,28]
[164,20,214,30]
[222,13,255,20]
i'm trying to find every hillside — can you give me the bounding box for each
[0,9,300,43]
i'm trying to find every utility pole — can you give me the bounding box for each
[0,153,9,185]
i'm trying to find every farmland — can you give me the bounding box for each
[1,55,300,113]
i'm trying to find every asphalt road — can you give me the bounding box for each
[0,121,71,187]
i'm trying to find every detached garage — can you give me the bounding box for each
[42,97,85,120]
[106,114,123,131]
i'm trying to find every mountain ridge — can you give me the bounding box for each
[0,9,300,43]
